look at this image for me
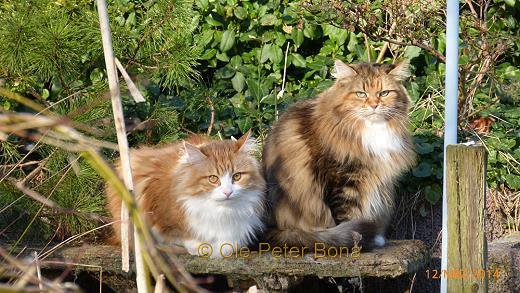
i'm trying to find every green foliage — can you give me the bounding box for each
[108,0,201,89]
[186,0,385,137]
[0,0,101,86]
[0,0,191,240]
[481,106,520,190]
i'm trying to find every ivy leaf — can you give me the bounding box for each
[291,29,304,47]
[234,7,247,20]
[200,49,217,60]
[206,15,223,27]
[424,184,442,204]
[246,78,262,99]
[347,32,358,52]
[504,0,516,7]
[196,0,209,10]
[231,72,245,92]
[505,174,520,189]
[237,117,253,133]
[269,45,283,63]
[413,162,433,178]
[404,46,421,60]
[260,44,271,63]
[220,30,235,52]
[230,56,243,68]
[291,53,306,67]
[322,24,348,45]
[216,52,229,62]
[415,142,434,154]
[260,14,277,26]
[501,65,520,79]
[303,24,316,39]
[215,66,235,79]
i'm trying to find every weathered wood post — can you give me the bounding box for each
[447,145,488,292]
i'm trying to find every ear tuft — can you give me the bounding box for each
[388,60,411,81]
[235,129,258,154]
[179,141,207,164]
[332,59,357,79]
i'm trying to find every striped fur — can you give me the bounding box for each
[263,60,416,249]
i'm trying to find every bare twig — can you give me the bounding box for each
[154,274,165,293]
[379,37,446,62]
[363,34,371,62]
[1,160,42,168]
[0,247,64,292]
[376,22,397,63]
[97,0,139,280]
[464,0,479,20]
[33,252,43,291]
[206,95,215,135]
[0,134,45,184]
[115,58,146,103]
[276,42,290,120]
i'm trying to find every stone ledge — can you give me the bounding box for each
[36,240,427,280]
[5,240,427,291]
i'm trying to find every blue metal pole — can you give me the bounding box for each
[441,0,460,292]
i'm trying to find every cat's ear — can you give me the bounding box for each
[388,60,411,81]
[179,141,206,164]
[332,59,357,79]
[235,129,257,154]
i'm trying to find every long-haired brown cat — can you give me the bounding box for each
[263,60,416,249]
[106,131,266,257]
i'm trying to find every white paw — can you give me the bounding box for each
[183,239,204,256]
[217,242,234,257]
[374,235,386,247]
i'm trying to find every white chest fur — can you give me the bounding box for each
[362,120,404,159]
[178,191,264,253]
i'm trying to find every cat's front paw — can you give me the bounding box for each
[183,239,207,257]
[373,235,386,247]
[216,242,235,258]
[183,239,229,258]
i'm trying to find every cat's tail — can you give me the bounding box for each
[265,220,379,250]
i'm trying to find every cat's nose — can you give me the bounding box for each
[370,104,378,110]
[223,190,233,198]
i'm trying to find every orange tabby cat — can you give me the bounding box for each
[263,60,416,249]
[106,131,266,257]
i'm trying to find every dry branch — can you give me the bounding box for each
[95,0,147,290]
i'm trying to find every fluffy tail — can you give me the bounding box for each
[266,220,378,250]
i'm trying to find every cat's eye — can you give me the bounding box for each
[208,175,219,184]
[378,90,390,97]
[232,172,242,181]
[356,91,367,98]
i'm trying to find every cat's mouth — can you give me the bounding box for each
[365,112,385,121]
[213,196,236,202]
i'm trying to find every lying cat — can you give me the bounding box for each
[262,60,416,249]
[106,131,266,257]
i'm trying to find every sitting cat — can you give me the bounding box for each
[106,130,266,258]
[262,60,416,249]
